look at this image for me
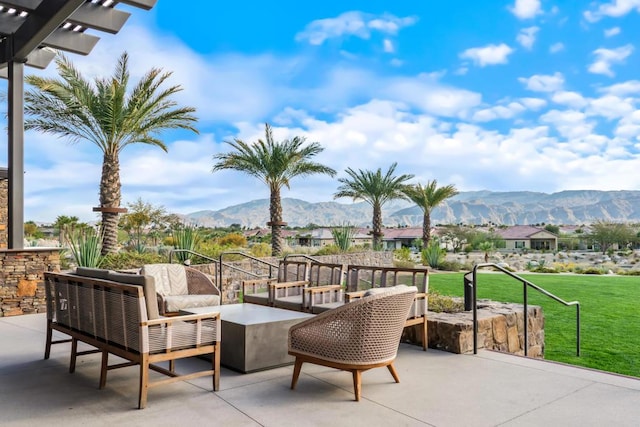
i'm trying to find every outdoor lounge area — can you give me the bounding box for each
[2,312,640,426]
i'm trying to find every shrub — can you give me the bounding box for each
[393,260,415,269]
[249,242,271,258]
[428,291,465,313]
[313,244,341,256]
[101,251,167,270]
[437,260,463,272]
[218,233,247,248]
[394,247,412,263]
[583,267,604,275]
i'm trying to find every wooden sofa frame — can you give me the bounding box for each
[44,271,221,409]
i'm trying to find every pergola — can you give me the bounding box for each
[0,0,156,249]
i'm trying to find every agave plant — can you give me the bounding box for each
[66,226,104,268]
[421,239,444,269]
[331,223,356,253]
[172,225,201,263]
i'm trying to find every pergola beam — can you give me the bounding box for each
[68,3,130,34]
[42,27,99,55]
[1,0,84,63]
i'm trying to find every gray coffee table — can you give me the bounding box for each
[182,304,314,373]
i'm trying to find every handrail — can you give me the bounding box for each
[218,251,279,292]
[169,249,219,265]
[283,253,322,263]
[469,263,580,357]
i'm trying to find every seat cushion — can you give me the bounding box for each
[107,272,160,320]
[164,294,220,313]
[273,295,303,311]
[142,264,189,297]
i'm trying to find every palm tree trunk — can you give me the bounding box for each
[372,203,383,250]
[270,186,283,256]
[423,211,431,248]
[100,153,122,255]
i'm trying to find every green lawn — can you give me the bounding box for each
[429,272,640,378]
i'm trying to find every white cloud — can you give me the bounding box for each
[383,39,394,53]
[459,43,514,67]
[295,11,418,45]
[599,80,640,96]
[551,91,588,109]
[549,42,565,53]
[584,0,640,23]
[382,74,482,117]
[540,110,597,141]
[472,102,526,122]
[588,44,634,77]
[587,95,634,119]
[519,97,547,110]
[518,72,565,92]
[517,26,539,49]
[605,26,621,37]
[509,0,542,19]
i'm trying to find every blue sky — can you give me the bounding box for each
[8,0,640,223]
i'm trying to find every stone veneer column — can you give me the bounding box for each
[0,178,7,249]
[0,248,61,316]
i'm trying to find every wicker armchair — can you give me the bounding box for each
[288,285,417,401]
[141,264,221,315]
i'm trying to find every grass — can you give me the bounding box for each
[429,272,640,378]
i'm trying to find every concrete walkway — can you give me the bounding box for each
[1,313,639,427]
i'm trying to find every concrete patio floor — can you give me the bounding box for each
[1,313,639,427]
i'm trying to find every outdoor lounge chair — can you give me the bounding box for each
[288,285,417,401]
[272,262,345,312]
[242,278,277,306]
[141,264,220,315]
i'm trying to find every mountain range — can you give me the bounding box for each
[185,190,640,228]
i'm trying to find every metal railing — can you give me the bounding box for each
[282,253,322,263]
[218,251,279,291]
[468,263,580,357]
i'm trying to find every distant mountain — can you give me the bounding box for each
[184,190,640,228]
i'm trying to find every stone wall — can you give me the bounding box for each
[191,251,394,304]
[0,179,7,249]
[0,249,61,317]
[403,301,544,357]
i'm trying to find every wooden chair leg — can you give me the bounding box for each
[138,355,149,409]
[352,370,362,401]
[291,358,303,390]
[169,359,175,372]
[99,350,109,389]
[69,338,78,373]
[213,343,220,391]
[44,320,53,359]
[387,363,400,383]
[422,317,428,351]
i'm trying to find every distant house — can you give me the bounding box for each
[495,225,558,251]
[381,227,424,250]
[295,228,372,248]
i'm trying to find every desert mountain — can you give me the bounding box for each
[185,190,640,228]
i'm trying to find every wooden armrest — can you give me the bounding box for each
[345,291,366,302]
[305,284,342,294]
[242,278,276,294]
[144,311,220,326]
[270,280,308,290]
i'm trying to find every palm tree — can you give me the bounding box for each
[24,52,198,255]
[403,180,459,248]
[334,163,414,250]
[212,123,336,256]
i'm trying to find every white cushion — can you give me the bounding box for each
[142,264,189,296]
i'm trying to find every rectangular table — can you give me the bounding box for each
[182,304,314,373]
